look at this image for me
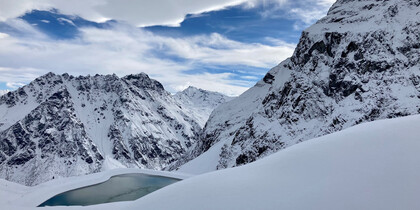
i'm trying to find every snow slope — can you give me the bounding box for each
[181,0,420,173]
[130,114,420,210]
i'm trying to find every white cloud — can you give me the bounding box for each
[0,21,295,96]
[0,0,335,27]
[0,0,335,95]
[0,0,249,26]
[318,0,337,7]
[150,33,295,68]
[287,0,335,27]
[0,0,47,22]
[244,0,335,30]
[6,82,26,89]
[0,67,45,87]
[241,75,260,80]
[0,32,8,39]
[0,89,9,95]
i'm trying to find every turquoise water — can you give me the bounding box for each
[38,173,180,206]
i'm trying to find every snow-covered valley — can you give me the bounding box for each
[2,114,420,209]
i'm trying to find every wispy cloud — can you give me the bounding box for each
[0,89,9,95]
[6,82,26,89]
[0,21,295,96]
[244,0,335,30]
[0,0,335,95]
[0,66,45,87]
[0,0,252,27]
[0,0,335,27]
[149,32,295,68]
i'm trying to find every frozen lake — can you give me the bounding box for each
[38,173,180,206]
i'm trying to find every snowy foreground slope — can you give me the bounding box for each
[0,72,228,186]
[1,115,420,210]
[180,0,420,173]
[128,115,420,210]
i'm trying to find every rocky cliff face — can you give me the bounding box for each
[0,72,227,186]
[181,0,420,171]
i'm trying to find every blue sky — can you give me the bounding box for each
[0,0,334,96]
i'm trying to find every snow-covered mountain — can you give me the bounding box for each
[0,72,227,186]
[178,0,420,173]
[174,86,233,128]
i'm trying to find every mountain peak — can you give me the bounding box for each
[180,0,420,173]
[38,71,58,79]
[185,86,200,91]
[122,73,165,92]
[171,86,233,131]
[180,86,204,95]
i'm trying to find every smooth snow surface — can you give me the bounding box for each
[178,138,229,174]
[129,115,420,210]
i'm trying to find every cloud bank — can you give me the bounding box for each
[0,0,335,96]
[0,0,252,26]
[0,0,335,27]
[0,22,295,96]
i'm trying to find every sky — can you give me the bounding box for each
[0,0,335,96]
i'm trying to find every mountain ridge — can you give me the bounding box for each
[0,72,229,186]
[177,0,420,173]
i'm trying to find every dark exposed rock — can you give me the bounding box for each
[123,73,165,93]
[7,152,35,165]
[263,73,275,84]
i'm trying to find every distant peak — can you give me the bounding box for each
[122,72,165,92]
[123,72,150,81]
[184,86,201,91]
[179,86,232,99]
[33,72,62,84]
[41,72,57,78]
[180,86,206,95]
